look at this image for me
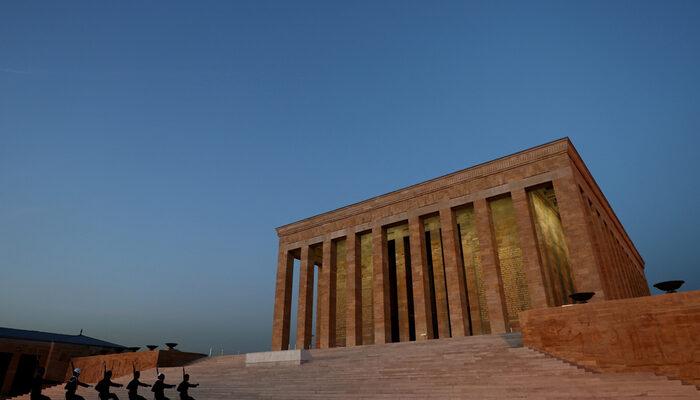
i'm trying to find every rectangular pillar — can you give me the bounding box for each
[318,240,336,349]
[296,246,314,350]
[372,225,391,344]
[271,246,294,350]
[395,237,411,342]
[409,216,434,340]
[474,198,508,334]
[345,233,362,346]
[586,203,617,299]
[439,208,470,337]
[1,353,20,394]
[43,341,55,379]
[553,175,606,301]
[511,189,549,309]
[463,251,483,335]
[427,226,451,339]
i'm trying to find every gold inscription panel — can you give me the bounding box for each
[455,206,491,334]
[489,196,530,329]
[528,185,574,306]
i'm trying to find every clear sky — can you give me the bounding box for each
[1,1,698,354]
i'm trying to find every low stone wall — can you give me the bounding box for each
[520,290,700,385]
[0,339,121,396]
[68,350,206,383]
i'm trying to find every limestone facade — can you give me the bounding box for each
[271,138,648,350]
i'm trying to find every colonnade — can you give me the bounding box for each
[271,175,644,351]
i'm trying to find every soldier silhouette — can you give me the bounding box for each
[151,373,175,400]
[30,366,51,400]
[126,368,151,400]
[176,371,199,400]
[64,368,91,400]
[95,370,123,400]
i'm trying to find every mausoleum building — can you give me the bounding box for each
[271,138,649,351]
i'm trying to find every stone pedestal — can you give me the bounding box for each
[245,349,312,366]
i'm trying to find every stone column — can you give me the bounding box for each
[296,245,314,350]
[604,223,624,299]
[318,239,336,349]
[409,216,434,340]
[44,341,55,379]
[585,201,616,299]
[474,198,508,334]
[511,189,549,309]
[395,237,411,342]
[271,246,294,350]
[315,265,322,349]
[345,232,362,346]
[429,231,451,339]
[372,225,391,344]
[463,250,483,335]
[1,352,21,393]
[439,207,470,337]
[553,175,606,301]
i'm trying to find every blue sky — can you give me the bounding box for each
[1,1,698,353]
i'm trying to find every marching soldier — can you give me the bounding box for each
[95,370,123,400]
[151,373,175,400]
[126,369,151,400]
[65,368,91,400]
[30,366,51,400]
[176,372,199,400]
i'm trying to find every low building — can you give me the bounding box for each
[271,138,649,350]
[0,327,125,397]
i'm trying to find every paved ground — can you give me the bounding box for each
[13,334,700,399]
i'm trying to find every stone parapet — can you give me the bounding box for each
[68,350,206,383]
[520,291,700,385]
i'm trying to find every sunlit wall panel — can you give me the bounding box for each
[359,232,374,345]
[334,239,347,346]
[528,185,574,306]
[489,196,530,329]
[455,206,491,334]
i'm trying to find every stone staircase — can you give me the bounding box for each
[14,334,699,399]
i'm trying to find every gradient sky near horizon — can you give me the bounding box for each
[1,1,699,354]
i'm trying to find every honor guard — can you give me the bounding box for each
[151,373,175,400]
[30,366,51,400]
[126,367,151,400]
[65,368,91,400]
[95,370,123,400]
[176,371,199,400]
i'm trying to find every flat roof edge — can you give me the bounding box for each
[276,137,571,236]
